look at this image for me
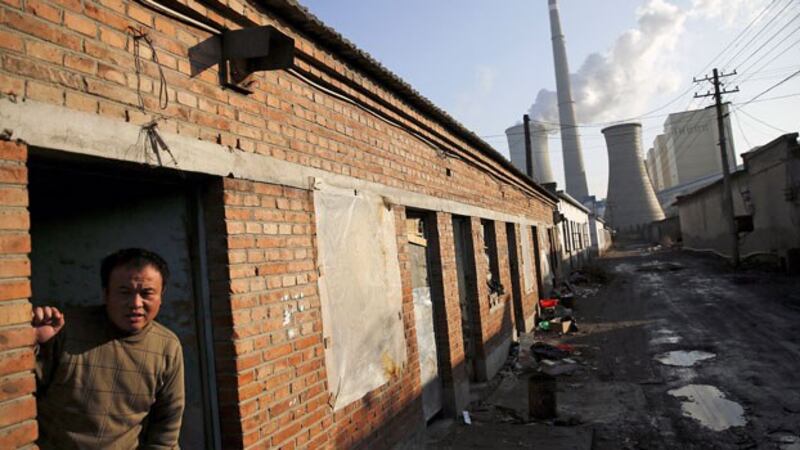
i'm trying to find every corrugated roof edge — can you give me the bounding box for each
[259,0,558,203]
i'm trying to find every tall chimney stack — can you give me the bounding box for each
[548,0,589,200]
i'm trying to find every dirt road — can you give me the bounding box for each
[569,247,800,449]
[428,247,800,449]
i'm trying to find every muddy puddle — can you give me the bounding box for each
[770,432,800,450]
[668,384,746,431]
[655,350,715,367]
[650,335,682,345]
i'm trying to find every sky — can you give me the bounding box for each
[298,0,800,199]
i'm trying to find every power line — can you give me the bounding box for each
[735,66,800,108]
[732,33,800,85]
[696,0,779,75]
[729,10,800,73]
[721,0,796,70]
[736,107,790,133]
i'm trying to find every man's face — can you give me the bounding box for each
[104,264,163,334]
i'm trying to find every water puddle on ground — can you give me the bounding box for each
[650,335,682,345]
[668,385,746,431]
[655,350,715,367]
[613,263,636,274]
[770,432,800,450]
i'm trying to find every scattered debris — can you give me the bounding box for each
[541,360,581,376]
[531,342,571,361]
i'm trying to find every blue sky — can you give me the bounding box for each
[300,0,800,198]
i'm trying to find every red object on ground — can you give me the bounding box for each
[539,299,559,308]
[556,343,574,353]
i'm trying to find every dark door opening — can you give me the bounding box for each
[452,216,478,381]
[505,223,524,335]
[531,226,544,298]
[406,211,444,422]
[28,150,220,449]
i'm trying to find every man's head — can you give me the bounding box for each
[101,248,170,334]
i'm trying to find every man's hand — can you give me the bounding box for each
[32,306,65,344]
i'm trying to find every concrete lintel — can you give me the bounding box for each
[1,98,550,227]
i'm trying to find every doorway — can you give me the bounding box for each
[451,216,478,381]
[28,150,220,449]
[406,211,444,422]
[531,226,544,297]
[505,223,524,335]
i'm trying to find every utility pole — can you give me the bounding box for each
[694,68,740,266]
[523,114,534,178]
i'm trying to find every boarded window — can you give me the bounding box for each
[519,225,535,293]
[313,184,407,411]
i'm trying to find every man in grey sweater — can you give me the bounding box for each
[33,248,185,449]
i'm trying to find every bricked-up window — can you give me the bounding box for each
[313,183,407,411]
[480,219,503,307]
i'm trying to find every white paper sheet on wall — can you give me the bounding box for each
[313,183,407,411]
[520,225,535,293]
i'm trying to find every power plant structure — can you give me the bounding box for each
[603,123,665,231]
[548,0,589,201]
[505,122,556,184]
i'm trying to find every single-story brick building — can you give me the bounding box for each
[0,0,560,447]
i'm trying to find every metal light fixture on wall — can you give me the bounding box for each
[220,25,295,94]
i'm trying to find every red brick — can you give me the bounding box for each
[0,326,34,351]
[64,11,97,36]
[63,53,96,74]
[0,302,31,327]
[1,10,81,51]
[0,166,26,185]
[25,80,62,103]
[49,0,80,12]
[0,280,30,302]
[84,3,128,31]
[24,0,62,23]
[0,72,24,96]
[84,78,139,106]
[0,30,24,53]
[0,349,34,379]
[25,39,63,64]
[0,142,25,162]
[127,3,153,26]
[0,419,37,449]
[98,26,126,49]
[0,395,35,428]
[65,91,98,113]
[0,234,30,254]
[97,63,126,85]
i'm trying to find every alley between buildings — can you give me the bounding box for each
[428,246,800,449]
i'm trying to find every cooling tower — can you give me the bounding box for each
[505,122,556,184]
[603,123,665,231]
[548,0,589,200]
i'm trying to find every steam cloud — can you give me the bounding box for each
[527,0,756,129]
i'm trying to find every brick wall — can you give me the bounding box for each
[205,178,331,449]
[0,0,554,219]
[0,140,37,449]
[0,0,557,446]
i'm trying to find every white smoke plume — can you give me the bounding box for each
[527,0,757,128]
